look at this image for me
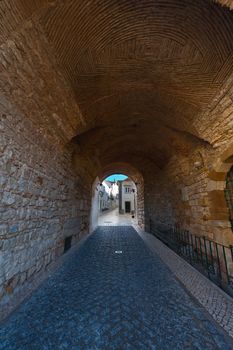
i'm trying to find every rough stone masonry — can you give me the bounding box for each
[0,95,90,319]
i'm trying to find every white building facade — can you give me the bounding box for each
[98,180,119,212]
[118,178,136,215]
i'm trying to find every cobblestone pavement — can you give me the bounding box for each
[98,208,136,226]
[1,226,233,350]
[136,227,233,339]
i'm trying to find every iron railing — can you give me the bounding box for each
[149,219,233,296]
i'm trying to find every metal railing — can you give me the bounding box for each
[149,219,233,296]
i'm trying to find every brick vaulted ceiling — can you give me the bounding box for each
[2,0,233,171]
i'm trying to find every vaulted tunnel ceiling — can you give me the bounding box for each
[2,0,233,173]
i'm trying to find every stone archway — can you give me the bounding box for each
[89,162,145,232]
[205,143,233,245]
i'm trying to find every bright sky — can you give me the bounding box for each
[105,174,128,182]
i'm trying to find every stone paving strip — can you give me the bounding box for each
[136,226,233,339]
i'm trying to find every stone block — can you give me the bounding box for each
[207,180,225,192]
[2,192,16,205]
[63,217,81,236]
[0,224,8,236]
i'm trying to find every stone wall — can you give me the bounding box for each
[144,146,233,246]
[0,9,92,320]
[135,179,145,229]
[0,95,90,320]
[143,70,233,246]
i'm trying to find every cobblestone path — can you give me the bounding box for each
[1,226,233,350]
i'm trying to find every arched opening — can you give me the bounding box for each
[96,174,137,226]
[90,164,144,232]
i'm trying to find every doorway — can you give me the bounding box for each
[125,201,131,213]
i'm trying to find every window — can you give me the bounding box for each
[124,186,131,193]
[224,166,233,232]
